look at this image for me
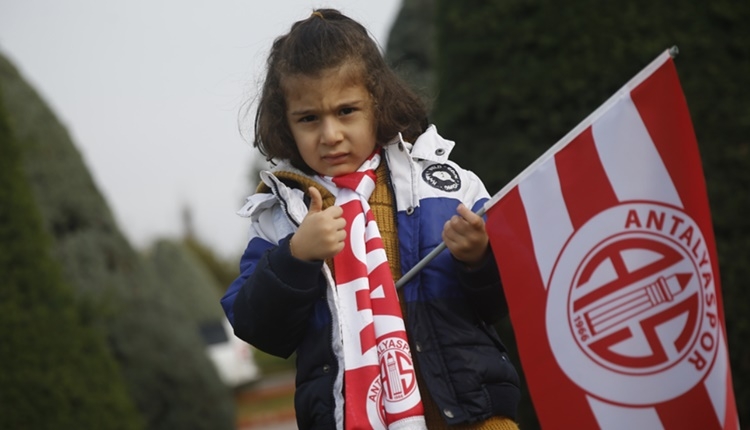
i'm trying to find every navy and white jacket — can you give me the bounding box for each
[221,126,520,429]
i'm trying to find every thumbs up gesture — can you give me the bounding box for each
[290,187,346,261]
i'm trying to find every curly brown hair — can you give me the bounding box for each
[253,8,429,173]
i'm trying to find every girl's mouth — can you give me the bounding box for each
[323,153,348,164]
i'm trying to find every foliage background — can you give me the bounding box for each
[0,53,236,430]
[0,75,143,430]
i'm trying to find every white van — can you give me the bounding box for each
[200,317,260,389]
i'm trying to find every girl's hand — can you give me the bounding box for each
[442,203,489,268]
[290,187,346,261]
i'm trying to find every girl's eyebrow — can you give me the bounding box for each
[341,99,366,106]
[288,108,314,116]
[288,98,367,116]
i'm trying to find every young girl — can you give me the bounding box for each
[221,9,520,430]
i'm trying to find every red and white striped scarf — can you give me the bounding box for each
[320,152,426,430]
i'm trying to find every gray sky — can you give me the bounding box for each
[0,0,402,258]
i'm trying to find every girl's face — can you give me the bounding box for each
[283,64,377,177]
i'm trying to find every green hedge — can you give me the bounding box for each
[0,52,235,430]
[0,85,142,430]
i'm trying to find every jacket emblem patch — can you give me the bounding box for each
[422,164,461,192]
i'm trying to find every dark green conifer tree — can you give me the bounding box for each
[0,53,235,430]
[0,85,143,430]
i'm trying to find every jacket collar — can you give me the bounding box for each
[237,163,310,224]
[401,124,454,163]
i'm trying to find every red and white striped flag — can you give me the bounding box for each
[485,49,740,430]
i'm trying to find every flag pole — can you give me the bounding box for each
[395,46,679,290]
[396,206,487,289]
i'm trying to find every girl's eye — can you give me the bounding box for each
[340,107,355,116]
[299,115,316,123]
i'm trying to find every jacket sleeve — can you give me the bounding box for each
[221,233,326,358]
[448,167,508,323]
[455,246,508,324]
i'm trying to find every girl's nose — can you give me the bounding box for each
[320,118,343,145]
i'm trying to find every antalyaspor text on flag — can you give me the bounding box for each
[484,49,740,430]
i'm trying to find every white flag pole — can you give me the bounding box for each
[395,46,679,290]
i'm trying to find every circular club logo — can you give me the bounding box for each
[365,377,386,428]
[366,337,420,427]
[422,163,461,192]
[546,202,719,405]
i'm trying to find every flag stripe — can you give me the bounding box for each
[724,369,740,430]
[704,327,729,426]
[518,158,573,288]
[630,58,737,430]
[587,396,664,430]
[555,127,619,229]
[488,189,599,430]
[630,60,704,220]
[631,58,727,326]
[591,92,682,207]
[657,380,722,429]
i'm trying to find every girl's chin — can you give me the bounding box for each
[326,167,357,176]
[316,160,358,176]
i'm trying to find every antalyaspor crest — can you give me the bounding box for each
[547,202,719,405]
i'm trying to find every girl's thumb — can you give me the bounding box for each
[307,187,323,213]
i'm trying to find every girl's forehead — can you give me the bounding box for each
[282,62,366,95]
